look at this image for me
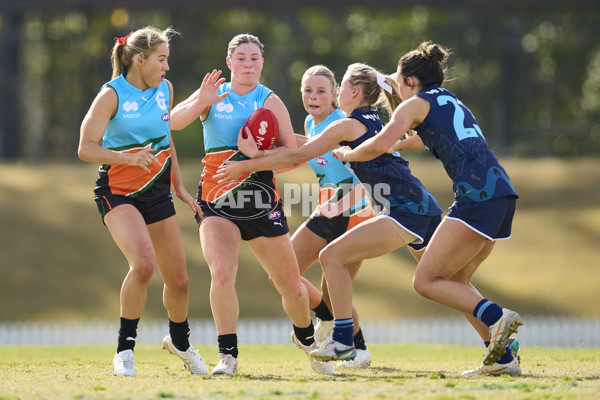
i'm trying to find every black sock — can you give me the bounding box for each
[312,299,334,321]
[169,319,191,352]
[293,322,315,346]
[117,317,139,353]
[217,334,238,358]
[353,328,367,350]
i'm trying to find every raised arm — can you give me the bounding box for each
[170,69,229,130]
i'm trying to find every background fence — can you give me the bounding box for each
[1,317,598,347]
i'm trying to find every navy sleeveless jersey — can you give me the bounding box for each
[341,106,441,217]
[415,85,518,202]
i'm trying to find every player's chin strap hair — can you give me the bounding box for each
[377,72,393,94]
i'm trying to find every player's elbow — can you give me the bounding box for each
[77,143,90,162]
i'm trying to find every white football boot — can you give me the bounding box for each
[484,309,523,365]
[212,353,238,375]
[113,349,136,376]
[162,335,209,375]
[291,332,334,375]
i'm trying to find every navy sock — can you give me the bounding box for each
[498,344,514,364]
[312,299,334,321]
[332,318,354,347]
[117,317,139,353]
[353,328,366,351]
[293,322,315,347]
[217,334,238,358]
[169,319,191,352]
[473,299,503,327]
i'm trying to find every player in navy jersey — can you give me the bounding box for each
[79,26,209,376]
[333,42,523,377]
[170,34,333,375]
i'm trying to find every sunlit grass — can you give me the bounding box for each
[0,344,598,399]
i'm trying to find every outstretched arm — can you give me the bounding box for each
[386,133,426,153]
[215,118,364,182]
[333,96,429,162]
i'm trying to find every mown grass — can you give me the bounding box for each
[0,158,599,322]
[0,344,598,400]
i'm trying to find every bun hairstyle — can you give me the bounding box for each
[111,26,179,79]
[398,41,452,88]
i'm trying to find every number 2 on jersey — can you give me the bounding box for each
[437,95,486,142]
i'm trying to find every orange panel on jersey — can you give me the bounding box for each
[108,148,171,196]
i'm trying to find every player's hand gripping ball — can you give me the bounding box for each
[243,108,279,150]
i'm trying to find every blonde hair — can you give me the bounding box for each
[227,33,264,58]
[344,63,402,116]
[301,65,339,108]
[110,26,179,79]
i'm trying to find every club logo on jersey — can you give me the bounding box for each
[268,210,281,220]
[161,113,169,122]
[316,157,328,166]
[123,101,139,112]
[156,91,167,110]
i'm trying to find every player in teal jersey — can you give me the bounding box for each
[333,42,522,377]
[171,34,333,376]
[79,26,209,377]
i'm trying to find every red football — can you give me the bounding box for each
[243,108,279,150]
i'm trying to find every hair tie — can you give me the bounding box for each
[388,72,398,80]
[376,73,393,94]
[115,32,133,45]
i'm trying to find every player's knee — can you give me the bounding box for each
[209,263,237,288]
[167,273,189,295]
[131,261,155,284]
[412,274,432,299]
[318,246,337,270]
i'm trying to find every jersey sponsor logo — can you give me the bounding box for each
[316,157,328,165]
[214,102,234,120]
[268,210,281,220]
[216,102,234,113]
[155,91,167,110]
[362,113,380,122]
[123,101,139,112]
[161,113,169,122]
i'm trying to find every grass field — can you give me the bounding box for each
[0,344,599,400]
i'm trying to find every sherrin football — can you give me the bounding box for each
[243,108,279,150]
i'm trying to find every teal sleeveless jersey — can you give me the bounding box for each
[199,82,276,203]
[95,73,171,197]
[305,109,372,216]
